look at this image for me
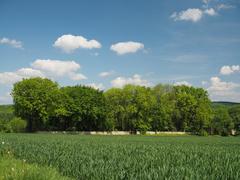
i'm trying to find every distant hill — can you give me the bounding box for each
[0,105,14,121]
[212,101,240,108]
[0,105,14,112]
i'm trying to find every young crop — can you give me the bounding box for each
[0,134,240,179]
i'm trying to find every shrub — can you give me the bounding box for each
[0,119,12,133]
[198,129,208,136]
[9,118,27,133]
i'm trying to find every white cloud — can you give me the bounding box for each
[171,0,233,23]
[86,83,105,90]
[174,81,192,86]
[16,68,45,77]
[53,34,101,53]
[204,8,217,16]
[99,71,114,78]
[0,37,23,49]
[0,68,45,85]
[171,8,203,22]
[110,41,144,55]
[31,59,81,77]
[0,59,86,85]
[207,77,240,102]
[220,65,240,75]
[0,72,22,84]
[111,74,150,88]
[208,77,239,91]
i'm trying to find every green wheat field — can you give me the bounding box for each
[1,134,240,179]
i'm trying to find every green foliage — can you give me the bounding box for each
[198,129,209,136]
[229,105,240,132]
[9,78,234,135]
[61,85,107,131]
[12,78,59,132]
[173,85,213,133]
[0,119,12,133]
[105,85,155,131]
[9,117,27,132]
[0,117,26,133]
[1,134,240,179]
[211,107,234,136]
[0,105,15,121]
[151,84,175,131]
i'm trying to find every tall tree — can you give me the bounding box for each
[211,107,234,136]
[62,85,107,131]
[151,84,175,131]
[228,105,240,133]
[12,78,59,132]
[173,85,212,133]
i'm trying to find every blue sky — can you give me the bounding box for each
[0,0,240,104]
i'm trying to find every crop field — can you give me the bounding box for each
[0,134,240,179]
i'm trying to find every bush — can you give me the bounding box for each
[198,129,208,136]
[0,119,12,133]
[9,118,27,133]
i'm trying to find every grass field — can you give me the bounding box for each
[0,134,240,179]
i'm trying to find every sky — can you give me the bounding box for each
[0,0,240,104]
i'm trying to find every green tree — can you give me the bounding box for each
[62,85,107,131]
[228,105,240,133]
[151,84,175,131]
[211,107,234,136]
[12,78,59,132]
[47,89,75,131]
[105,85,155,132]
[173,85,212,134]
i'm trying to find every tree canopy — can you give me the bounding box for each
[8,77,238,135]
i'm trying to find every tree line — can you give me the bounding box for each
[9,77,240,135]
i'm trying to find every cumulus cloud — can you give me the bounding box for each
[31,59,87,80]
[220,65,240,75]
[110,41,144,55]
[16,68,45,77]
[99,71,114,78]
[0,37,23,49]
[53,34,101,53]
[171,8,203,22]
[174,81,192,86]
[171,0,233,23]
[208,77,239,91]
[0,72,22,84]
[32,59,79,76]
[207,77,240,102]
[0,68,45,85]
[0,59,86,85]
[111,74,150,88]
[86,83,105,90]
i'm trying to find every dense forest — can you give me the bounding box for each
[0,77,240,136]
